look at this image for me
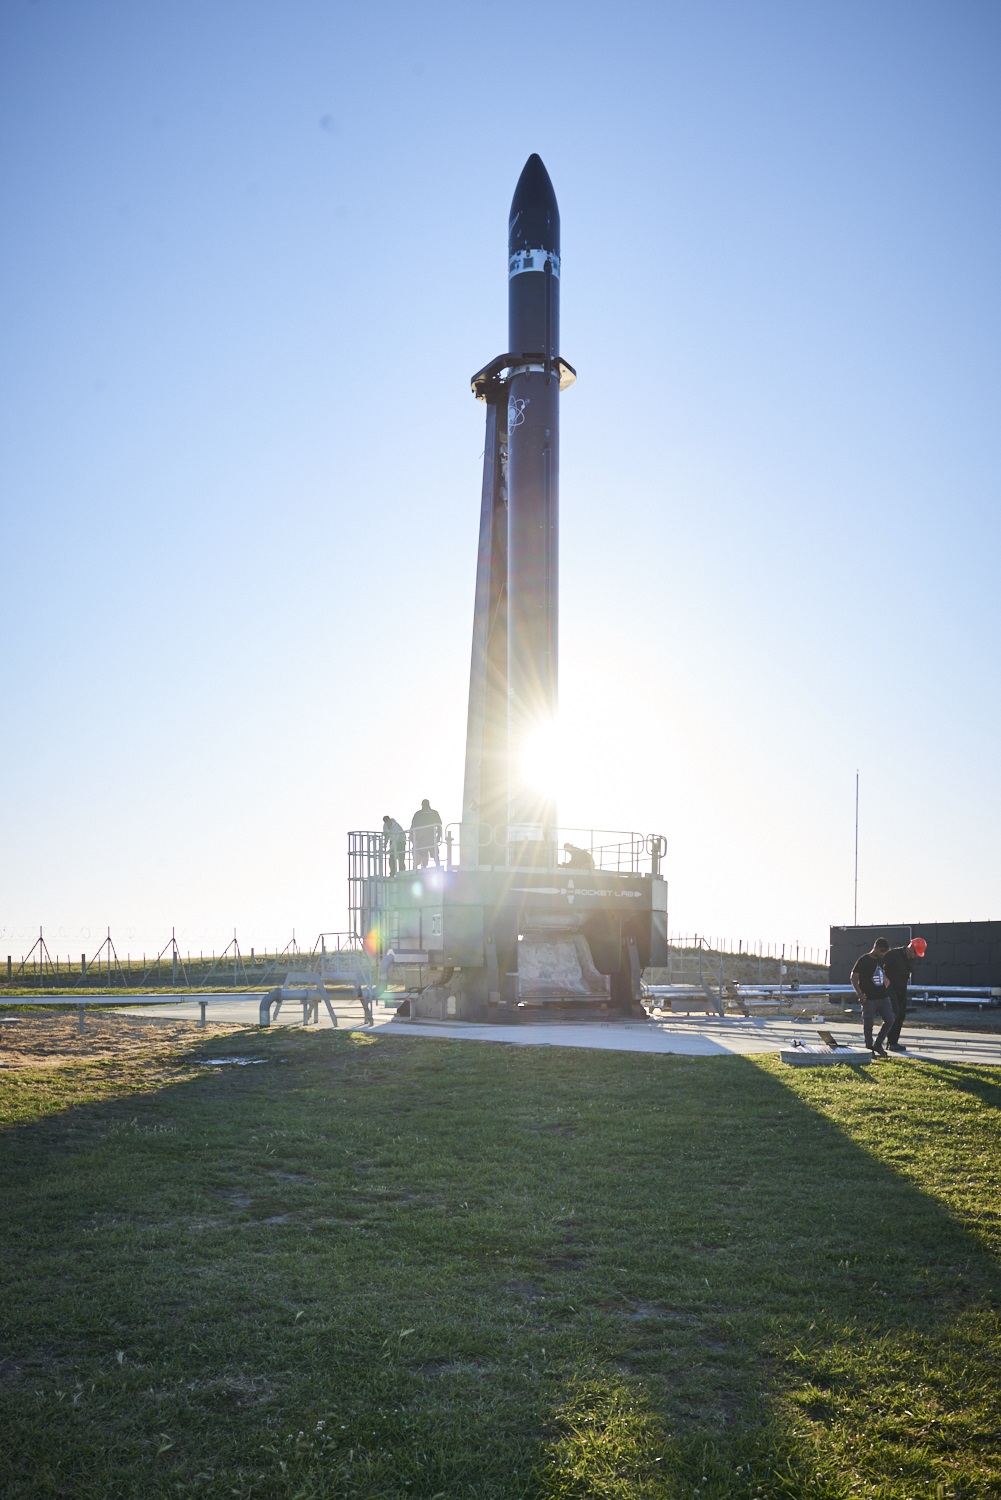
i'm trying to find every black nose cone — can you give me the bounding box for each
[508,153,560,256]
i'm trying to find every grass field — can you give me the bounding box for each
[1,1018,999,1499]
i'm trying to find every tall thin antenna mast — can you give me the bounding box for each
[853,770,859,925]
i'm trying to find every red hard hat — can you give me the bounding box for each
[910,937,927,957]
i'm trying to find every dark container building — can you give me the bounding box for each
[830,921,1001,989]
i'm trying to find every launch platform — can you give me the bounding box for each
[350,828,667,1022]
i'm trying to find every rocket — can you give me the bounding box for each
[462,155,575,865]
[506,155,562,844]
[360,155,667,1022]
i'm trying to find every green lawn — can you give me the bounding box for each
[1,1028,999,1498]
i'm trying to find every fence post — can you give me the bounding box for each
[81,952,87,979]
[6,955,10,982]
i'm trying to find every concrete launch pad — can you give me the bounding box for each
[84,997,1001,1066]
[378,1015,1001,1067]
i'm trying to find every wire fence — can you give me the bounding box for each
[4,925,831,992]
[3,926,313,991]
[666,934,830,970]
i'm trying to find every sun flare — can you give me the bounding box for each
[518,718,563,798]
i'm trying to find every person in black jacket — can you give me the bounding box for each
[410,799,443,869]
[850,936,893,1057]
[562,842,595,870]
[882,936,927,1052]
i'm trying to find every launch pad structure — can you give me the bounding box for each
[350,827,667,1022]
[353,156,667,1022]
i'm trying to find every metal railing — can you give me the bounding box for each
[350,824,665,882]
[448,824,665,874]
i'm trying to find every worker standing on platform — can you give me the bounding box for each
[562,842,595,870]
[410,799,443,869]
[882,936,927,1053]
[382,815,406,877]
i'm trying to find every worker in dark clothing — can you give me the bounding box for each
[850,936,894,1057]
[410,799,443,869]
[882,936,927,1052]
[562,842,595,870]
[382,815,406,877]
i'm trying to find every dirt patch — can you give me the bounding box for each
[419,1359,492,1378]
[0,1011,240,1070]
[184,1373,277,1407]
[357,1187,419,1204]
[215,1190,254,1210]
[621,1301,695,1323]
[503,1279,546,1301]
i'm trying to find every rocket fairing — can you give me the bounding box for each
[461,155,575,866]
[506,155,561,844]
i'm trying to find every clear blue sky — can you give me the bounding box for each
[2,1,998,961]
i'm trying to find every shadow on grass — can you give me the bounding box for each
[1,1032,999,1498]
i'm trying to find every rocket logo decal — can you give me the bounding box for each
[508,395,528,428]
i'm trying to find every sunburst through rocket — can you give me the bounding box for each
[353,156,667,1021]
